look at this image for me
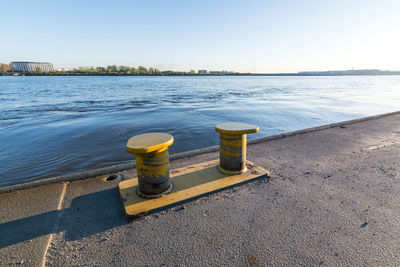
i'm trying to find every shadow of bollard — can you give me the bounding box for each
[0,187,128,248]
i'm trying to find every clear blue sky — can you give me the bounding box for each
[1,0,399,73]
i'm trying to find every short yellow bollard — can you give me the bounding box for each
[215,122,259,174]
[126,133,174,198]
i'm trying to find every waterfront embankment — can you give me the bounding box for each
[1,111,400,266]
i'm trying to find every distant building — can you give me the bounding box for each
[9,61,54,72]
[209,71,223,75]
[198,70,207,74]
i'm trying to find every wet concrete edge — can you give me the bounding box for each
[1,110,399,194]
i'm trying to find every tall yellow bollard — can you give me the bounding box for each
[215,122,259,174]
[126,133,174,198]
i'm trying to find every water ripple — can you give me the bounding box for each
[0,75,399,186]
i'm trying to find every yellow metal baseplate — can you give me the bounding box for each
[119,159,269,217]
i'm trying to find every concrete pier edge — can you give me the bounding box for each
[1,110,399,194]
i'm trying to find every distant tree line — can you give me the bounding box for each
[0,64,247,76]
[4,64,398,76]
[62,65,165,75]
[0,63,10,74]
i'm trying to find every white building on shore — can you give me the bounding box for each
[9,61,54,72]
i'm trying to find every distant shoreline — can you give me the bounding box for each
[2,73,400,77]
[1,68,400,77]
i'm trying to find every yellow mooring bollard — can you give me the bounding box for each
[119,125,269,216]
[215,122,259,174]
[126,132,174,198]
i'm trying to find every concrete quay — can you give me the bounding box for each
[1,111,400,266]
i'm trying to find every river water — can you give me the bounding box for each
[1,75,399,186]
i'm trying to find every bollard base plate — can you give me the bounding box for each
[136,183,174,199]
[119,160,269,217]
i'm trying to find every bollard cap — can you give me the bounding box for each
[215,122,259,135]
[126,133,173,154]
